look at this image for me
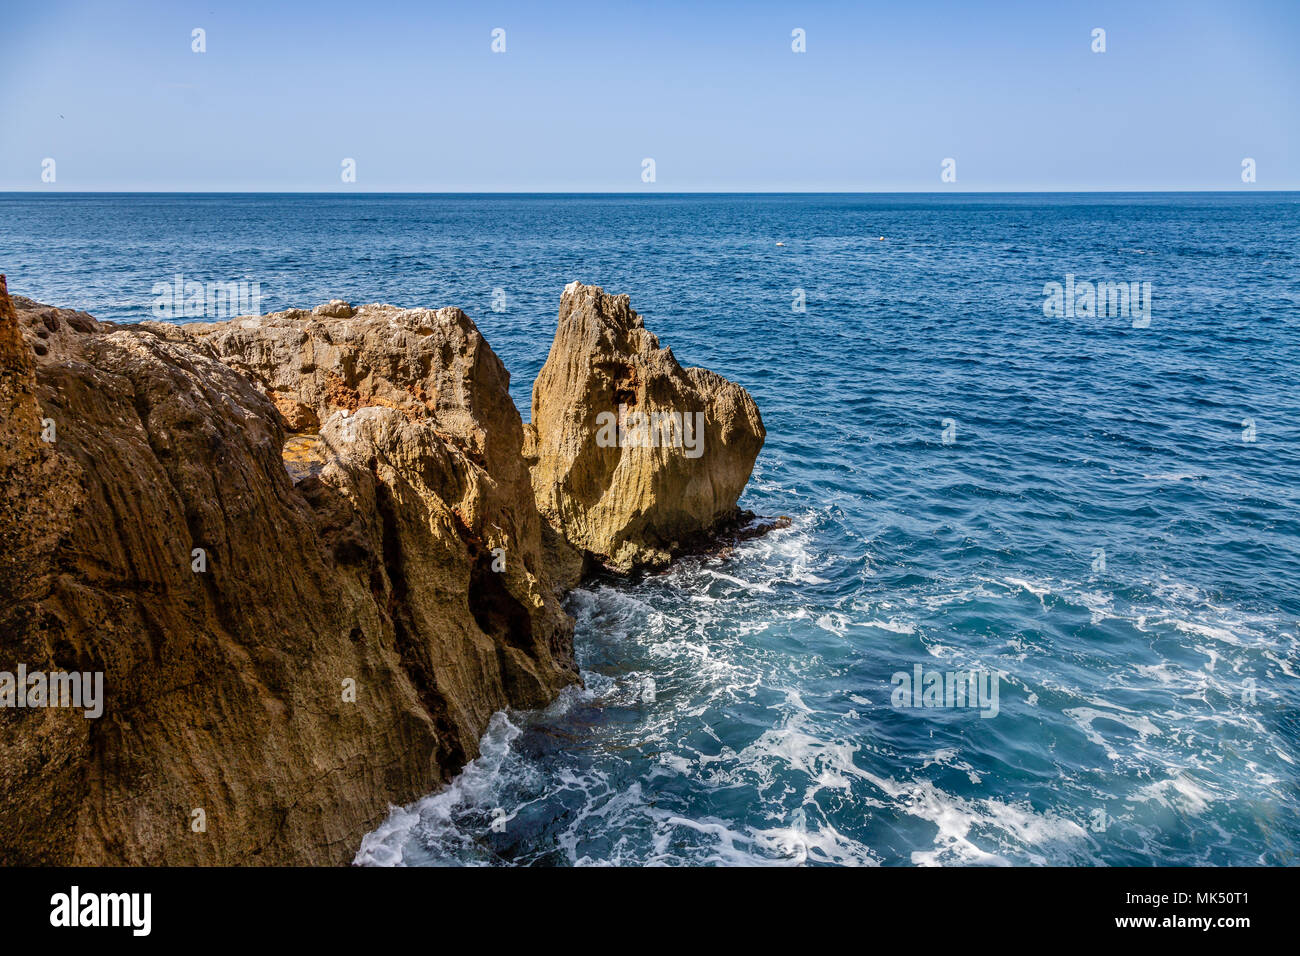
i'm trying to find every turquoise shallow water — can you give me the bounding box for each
[4,193,1298,865]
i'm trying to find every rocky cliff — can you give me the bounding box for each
[527,282,766,574]
[0,277,764,865]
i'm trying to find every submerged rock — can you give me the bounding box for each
[0,280,766,865]
[527,282,765,572]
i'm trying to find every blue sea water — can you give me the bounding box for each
[3,192,1298,866]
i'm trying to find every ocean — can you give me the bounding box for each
[4,192,1297,865]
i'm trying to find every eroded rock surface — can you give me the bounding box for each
[0,281,573,865]
[0,278,765,865]
[527,282,765,572]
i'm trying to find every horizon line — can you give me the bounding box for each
[3,188,1298,196]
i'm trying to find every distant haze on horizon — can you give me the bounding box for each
[2,0,1297,192]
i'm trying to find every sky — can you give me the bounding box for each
[1,0,1297,191]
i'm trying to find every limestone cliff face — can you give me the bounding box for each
[0,278,765,865]
[0,278,85,863]
[527,282,766,573]
[0,282,573,865]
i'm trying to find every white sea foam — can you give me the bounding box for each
[355,501,1297,868]
[860,769,1094,866]
[1130,771,1218,816]
[1002,576,1051,606]
[706,569,775,593]
[860,618,917,634]
[353,710,526,867]
[1063,706,1162,760]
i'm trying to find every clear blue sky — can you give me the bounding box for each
[2,0,1296,191]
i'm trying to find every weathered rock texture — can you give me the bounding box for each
[0,278,764,865]
[527,282,765,573]
[0,283,572,865]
